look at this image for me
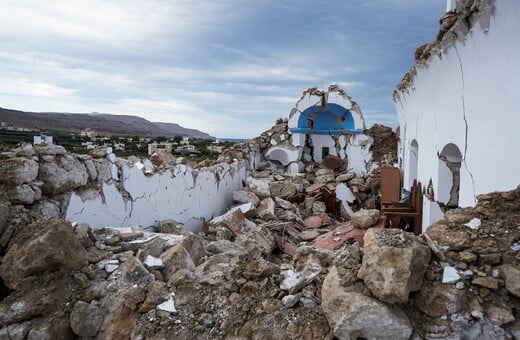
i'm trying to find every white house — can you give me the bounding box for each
[394,0,520,231]
[148,142,173,155]
[33,134,53,145]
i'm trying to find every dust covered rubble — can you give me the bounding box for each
[2,132,520,338]
[1,181,520,339]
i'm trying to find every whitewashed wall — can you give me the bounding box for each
[395,0,520,230]
[66,162,246,232]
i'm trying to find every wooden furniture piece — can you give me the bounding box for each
[381,179,423,235]
[380,167,401,204]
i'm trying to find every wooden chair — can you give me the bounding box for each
[381,180,423,235]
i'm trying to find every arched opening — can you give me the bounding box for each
[409,140,418,187]
[437,143,462,207]
[292,103,360,135]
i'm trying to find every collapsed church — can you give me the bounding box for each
[0,0,520,339]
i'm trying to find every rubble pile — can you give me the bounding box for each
[1,164,519,339]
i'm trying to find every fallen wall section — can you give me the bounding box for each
[0,145,246,232]
[66,162,246,232]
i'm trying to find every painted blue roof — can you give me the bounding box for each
[289,103,362,135]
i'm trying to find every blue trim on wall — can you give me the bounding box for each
[290,103,361,135]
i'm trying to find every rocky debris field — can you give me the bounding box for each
[0,165,520,339]
[0,123,519,339]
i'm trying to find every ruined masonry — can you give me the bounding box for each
[262,85,373,176]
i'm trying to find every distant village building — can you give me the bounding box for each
[393,0,519,231]
[113,142,125,151]
[81,129,97,139]
[148,142,173,155]
[33,133,53,145]
[81,141,97,150]
[208,145,224,153]
[180,136,190,145]
[175,144,196,153]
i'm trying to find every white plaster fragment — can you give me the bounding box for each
[143,159,153,173]
[287,161,303,174]
[134,161,144,170]
[442,266,461,284]
[157,295,177,313]
[336,183,356,204]
[144,255,164,269]
[464,218,481,230]
[107,153,116,163]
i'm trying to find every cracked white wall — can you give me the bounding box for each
[66,162,246,232]
[395,0,520,230]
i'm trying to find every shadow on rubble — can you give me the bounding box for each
[0,276,11,301]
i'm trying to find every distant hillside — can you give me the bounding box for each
[0,107,214,139]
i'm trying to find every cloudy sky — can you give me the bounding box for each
[0,1,446,138]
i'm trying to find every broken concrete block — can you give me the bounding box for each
[314,168,334,184]
[269,181,297,199]
[0,218,87,289]
[233,190,260,206]
[257,197,276,220]
[235,202,256,218]
[0,158,39,186]
[415,283,468,317]
[351,209,380,229]
[335,171,356,182]
[358,228,431,303]
[487,305,515,326]
[322,266,413,340]
[274,197,295,210]
[38,155,88,195]
[150,150,175,167]
[210,208,245,234]
[442,266,461,284]
[119,256,153,287]
[503,264,520,297]
[160,244,196,281]
[144,255,164,270]
[207,239,248,258]
[7,184,41,204]
[247,176,271,199]
[34,144,66,155]
[282,293,302,308]
[287,161,303,174]
[280,263,321,294]
[70,301,104,337]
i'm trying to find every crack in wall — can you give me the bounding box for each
[454,45,477,202]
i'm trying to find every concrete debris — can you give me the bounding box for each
[351,208,380,229]
[442,266,461,284]
[322,266,413,339]
[157,294,177,314]
[358,228,431,303]
[465,217,482,230]
[0,103,519,339]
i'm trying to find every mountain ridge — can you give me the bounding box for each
[0,107,214,139]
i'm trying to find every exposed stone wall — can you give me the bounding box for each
[0,144,246,232]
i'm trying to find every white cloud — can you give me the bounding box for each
[0,78,77,97]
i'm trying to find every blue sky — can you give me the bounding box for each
[0,1,446,138]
